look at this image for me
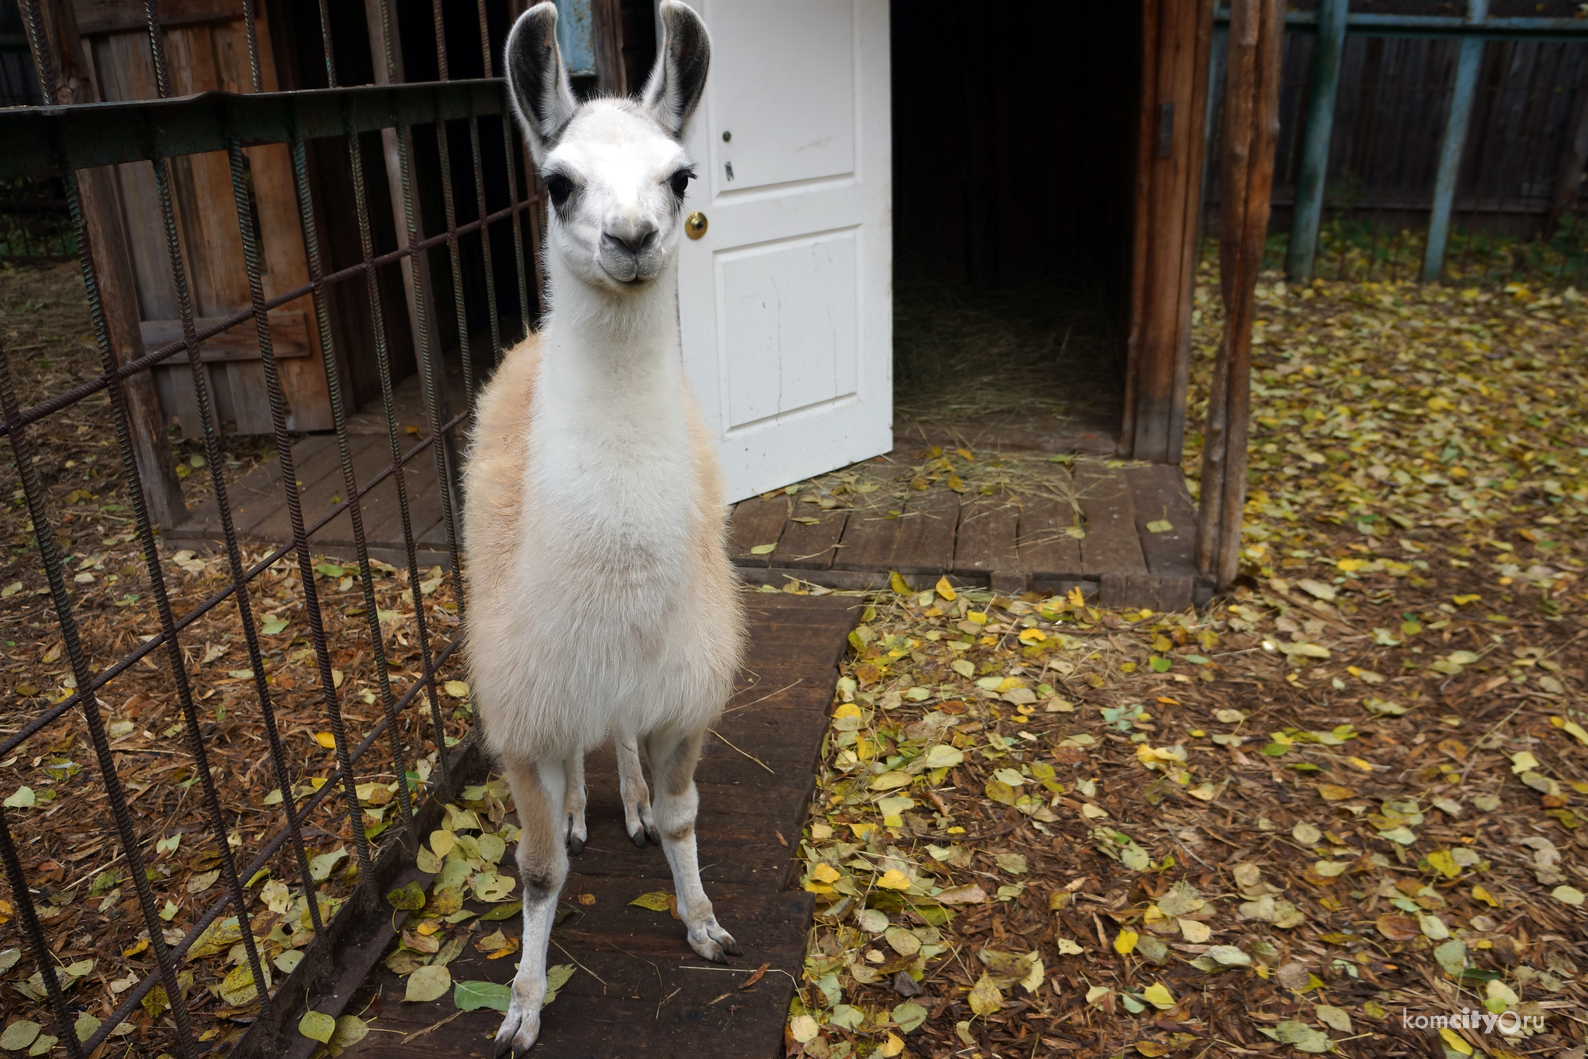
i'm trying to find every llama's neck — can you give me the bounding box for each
[529,258,692,504]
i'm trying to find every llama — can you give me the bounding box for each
[463,2,744,1053]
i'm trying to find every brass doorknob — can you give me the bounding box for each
[685,212,708,239]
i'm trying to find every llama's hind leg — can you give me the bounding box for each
[617,737,659,848]
[495,756,569,1057]
[563,750,587,856]
[646,727,741,962]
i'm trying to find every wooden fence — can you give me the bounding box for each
[1204,3,1588,240]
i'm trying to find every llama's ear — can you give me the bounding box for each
[641,1,710,140]
[505,3,578,163]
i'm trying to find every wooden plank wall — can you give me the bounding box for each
[82,1,337,435]
[1205,17,1588,235]
[1123,0,1216,467]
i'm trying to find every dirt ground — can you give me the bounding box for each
[782,261,1588,1059]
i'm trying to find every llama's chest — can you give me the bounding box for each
[516,421,698,601]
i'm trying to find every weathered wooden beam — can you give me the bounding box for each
[1125,0,1216,465]
[1195,0,1283,589]
[1422,0,1489,283]
[1284,0,1347,283]
[24,0,188,528]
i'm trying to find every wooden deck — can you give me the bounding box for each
[330,594,858,1059]
[168,369,1209,610]
[729,455,1211,611]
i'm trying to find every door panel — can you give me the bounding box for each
[709,3,857,192]
[678,0,891,503]
[719,228,860,433]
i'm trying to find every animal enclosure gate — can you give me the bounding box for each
[0,3,544,1056]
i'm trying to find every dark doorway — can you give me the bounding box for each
[891,2,1141,452]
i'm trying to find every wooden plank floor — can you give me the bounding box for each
[167,380,1208,609]
[334,594,858,1059]
[732,451,1212,610]
[166,372,462,569]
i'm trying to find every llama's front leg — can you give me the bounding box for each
[646,728,741,962]
[496,756,569,1057]
[563,749,587,855]
[616,737,659,848]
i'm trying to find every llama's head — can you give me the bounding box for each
[505,0,709,293]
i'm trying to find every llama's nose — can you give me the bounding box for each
[601,218,658,257]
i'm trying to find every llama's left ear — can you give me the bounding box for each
[641,1,710,140]
[505,3,579,164]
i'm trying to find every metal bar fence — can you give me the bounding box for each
[0,0,541,1054]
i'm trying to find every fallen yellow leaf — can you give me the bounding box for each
[1142,982,1175,1010]
[1114,928,1138,955]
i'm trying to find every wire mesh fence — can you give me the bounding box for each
[0,1,542,1055]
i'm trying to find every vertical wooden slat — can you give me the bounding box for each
[1195,0,1284,588]
[591,0,626,95]
[26,0,187,527]
[1547,87,1588,236]
[1125,0,1215,465]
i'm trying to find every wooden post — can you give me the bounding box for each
[1124,0,1217,465]
[592,0,626,95]
[1285,0,1347,283]
[24,0,187,528]
[1422,0,1489,282]
[1194,0,1284,589]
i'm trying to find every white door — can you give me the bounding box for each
[677,0,893,503]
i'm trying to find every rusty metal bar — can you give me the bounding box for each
[342,114,453,772]
[0,80,508,182]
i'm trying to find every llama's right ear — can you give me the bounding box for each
[505,3,578,164]
[641,1,710,140]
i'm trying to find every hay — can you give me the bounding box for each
[892,270,1122,432]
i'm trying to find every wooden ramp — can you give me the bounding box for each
[332,594,858,1059]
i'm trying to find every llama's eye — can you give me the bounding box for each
[544,174,573,207]
[669,169,692,198]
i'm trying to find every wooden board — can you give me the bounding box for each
[1074,462,1148,578]
[775,510,848,570]
[332,593,857,1059]
[951,499,1018,578]
[1016,495,1083,579]
[727,496,789,568]
[832,488,956,576]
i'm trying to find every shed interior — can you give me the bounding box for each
[890,1,1142,453]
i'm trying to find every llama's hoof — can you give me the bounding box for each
[565,812,587,856]
[566,834,585,856]
[494,1004,541,1057]
[644,822,662,846]
[628,823,648,849]
[688,920,741,964]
